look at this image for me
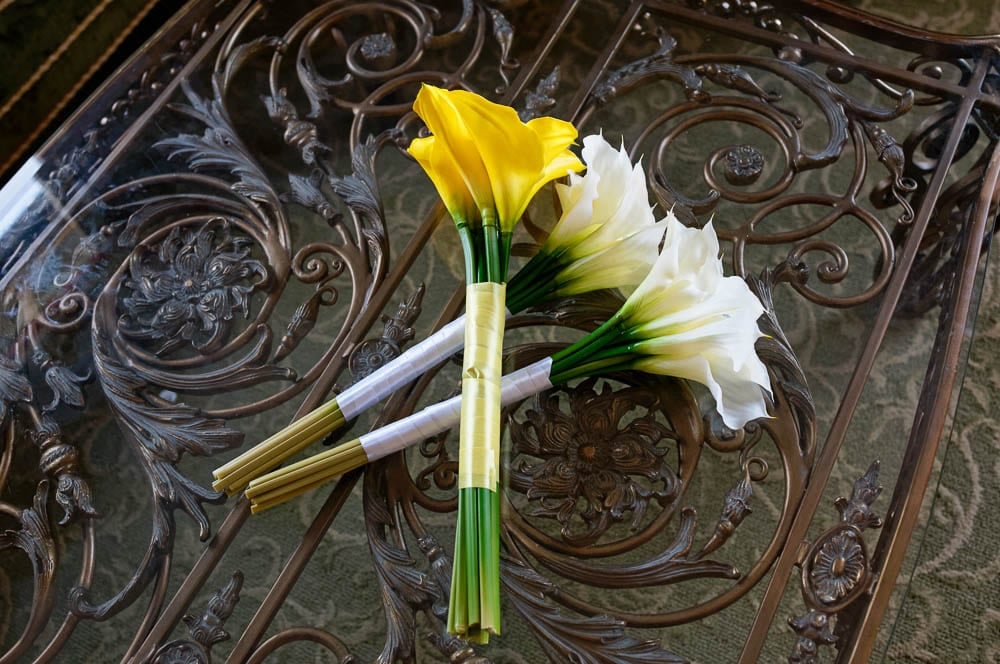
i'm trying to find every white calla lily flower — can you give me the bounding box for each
[541,134,661,296]
[554,223,664,296]
[545,135,655,254]
[622,212,771,429]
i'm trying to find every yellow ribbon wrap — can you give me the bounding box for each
[458,282,506,490]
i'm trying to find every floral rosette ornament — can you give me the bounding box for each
[406,84,582,642]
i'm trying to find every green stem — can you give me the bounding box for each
[452,210,506,640]
[482,216,502,283]
[550,357,636,385]
[455,221,477,284]
[499,231,513,279]
[511,250,556,286]
[478,488,500,637]
[549,312,627,373]
[472,229,487,283]
[507,251,560,310]
[462,489,480,627]
[448,500,468,633]
[507,260,562,313]
[506,281,548,314]
[564,341,637,369]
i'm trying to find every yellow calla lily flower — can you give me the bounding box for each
[407,84,582,642]
[408,84,583,231]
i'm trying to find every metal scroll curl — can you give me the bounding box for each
[65,39,393,623]
[630,85,902,308]
[6,0,508,645]
[261,0,517,152]
[580,18,916,309]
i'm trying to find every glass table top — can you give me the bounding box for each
[1,1,998,662]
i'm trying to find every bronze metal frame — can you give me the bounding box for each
[1,0,997,661]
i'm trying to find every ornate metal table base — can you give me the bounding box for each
[1,1,997,662]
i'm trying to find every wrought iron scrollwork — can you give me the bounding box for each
[590,25,708,106]
[33,417,98,525]
[584,13,929,309]
[508,379,683,546]
[519,67,561,121]
[119,220,267,356]
[502,556,687,663]
[0,18,217,278]
[0,481,57,661]
[151,572,244,664]
[2,1,993,661]
[0,355,32,423]
[788,461,883,662]
[349,285,425,381]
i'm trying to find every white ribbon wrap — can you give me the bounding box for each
[359,357,553,463]
[336,310,515,421]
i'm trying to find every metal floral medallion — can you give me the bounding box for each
[508,379,680,545]
[120,220,267,355]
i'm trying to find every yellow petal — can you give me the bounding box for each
[527,116,580,164]
[519,117,583,224]
[409,84,583,231]
[449,91,582,228]
[445,91,543,226]
[525,148,584,219]
[408,135,476,222]
[411,85,495,220]
[506,119,582,226]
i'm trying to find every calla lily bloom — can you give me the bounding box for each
[407,84,583,230]
[550,211,771,430]
[621,214,771,428]
[546,134,662,297]
[505,134,664,312]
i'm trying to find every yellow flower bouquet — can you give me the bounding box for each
[211,135,660,497]
[407,84,582,642]
[238,133,672,510]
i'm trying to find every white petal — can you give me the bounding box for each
[624,211,723,318]
[555,224,663,295]
[542,134,657,270]
[633,352,769,429]
[546,172,601,251]
[620,211,771,430]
